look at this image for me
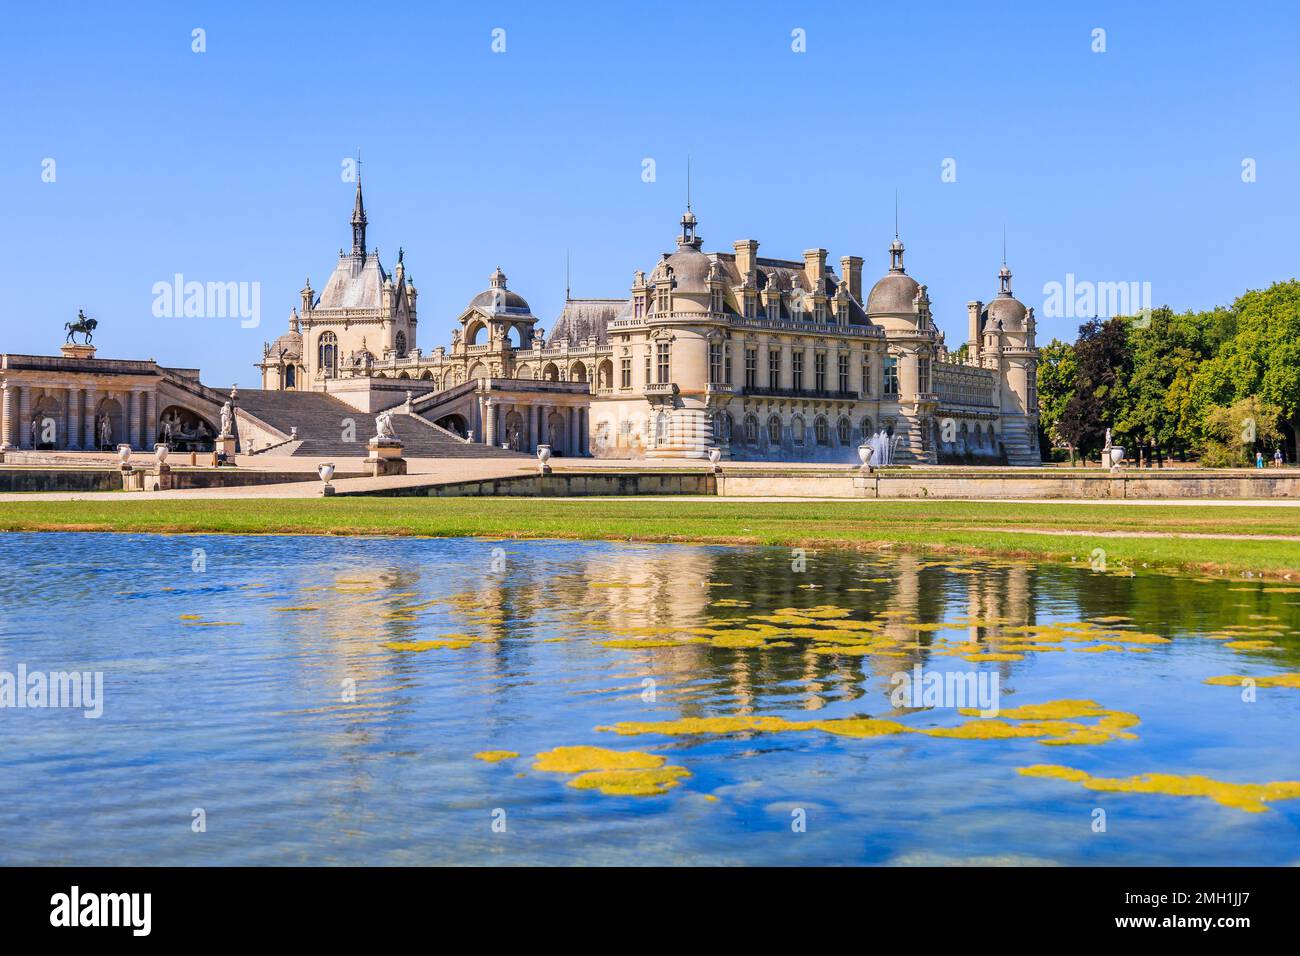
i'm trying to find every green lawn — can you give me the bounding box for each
[1,498,1298,576]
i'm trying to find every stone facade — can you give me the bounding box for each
[0,344,226,453]
[257,187,1041,464]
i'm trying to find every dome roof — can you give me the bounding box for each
[985,265,1026,331]
[469,288,531,312]
[661,245,713,293]
[866,272,921,315]
[271,329,302,358]
[865,238,922,317]
[469,266,532,314]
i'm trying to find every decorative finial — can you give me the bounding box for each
[686,155,692,211]
[565,250,571,302]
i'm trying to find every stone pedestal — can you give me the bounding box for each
[60,343,97,361]
[365,438,407,477]
[215,435,237,463]
[152,463,173,492]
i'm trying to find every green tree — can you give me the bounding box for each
[1057,317,1130,461]
[1200,396,1283,467]
[1192,280,1300,461]
[1035,339,1076,460]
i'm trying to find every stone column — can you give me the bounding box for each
[129,390,142,449]
[567,407,577,456]
[0,379,12,450]
[539,405,550,446]
[484,398,497,446]
[17,385,32,449]
[143,392,156,448]
[65,387,80,450]
[84,388,98,449]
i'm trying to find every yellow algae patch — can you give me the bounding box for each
[179,614,203,620]
[1018,764,1300,813]
[184,621,241,627]
[1091,615,1132,623]
[273,605,321,612]
[810,717,911,738]
[961,652,1024,662]
[599,715,808,737]
[709,633,769,649]
[382,639,474,651]
[533,746,665,773]
[474,750,520,763]
[1224,640,1277,651]
[598,638,707,650]
[965,700,1106,721]
[712,598,751,608]
[1205,673,1300,689]
[567,765,691,796]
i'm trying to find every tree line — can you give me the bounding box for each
[1036,279,1300,466]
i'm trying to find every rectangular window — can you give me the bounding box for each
[645,349,651,386]
[709,342,723,384]
[744,296,755,320]
[634,299,644,319]
[744,348,757,389]
[620,356,632,389]
[769,348,780,390]
[918,356,931,394]
[814,353,826,392]
[792,351,804,391]
[862,359,872,397]
[884,356,899,396]
[656,342,670,384]
[838,354,849,394]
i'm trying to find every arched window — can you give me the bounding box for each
[837,417,851,446]
[744,414,759,445]
[860,416,874,438]
[792,416,805,445]
[318,331,338,376]
[814,416,829,446]
[767,415,782,445]
[395,330,408,358]
[284,365,296,389]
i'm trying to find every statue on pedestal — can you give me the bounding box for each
[374,409,397,441]
[98,414,112,450]
[64,309,98,345]
[219,401,233,438]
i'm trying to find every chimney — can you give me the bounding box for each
[733,239,759,285]
[967,300,983,365]
[803,248,827,292]
[840,255,863,301]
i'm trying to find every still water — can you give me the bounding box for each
[1,532,1298,865]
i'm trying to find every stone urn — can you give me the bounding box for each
[707,446,722,473]
[858,443,874,474]
[154,443,169,465]
[1109,446,1124,467]
[318,462,336,496]
[117,444,132,467]
[537,444,553,475]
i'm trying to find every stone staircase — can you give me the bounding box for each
[234,390,527,460]
[999,415,1042,466]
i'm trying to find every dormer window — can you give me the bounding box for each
[711,287,723,314]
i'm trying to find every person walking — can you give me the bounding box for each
[1275,448,1284,468]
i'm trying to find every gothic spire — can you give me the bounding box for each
[351,150,367,258]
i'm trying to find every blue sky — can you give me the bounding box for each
[3,1,1297,387]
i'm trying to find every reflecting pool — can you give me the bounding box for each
[1,532,1298,865]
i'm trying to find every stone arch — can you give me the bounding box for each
[31,393,63,449]
[596,359,614,389]
[791,414,807,446]
[814,415,830,447]
[569,362,588,383]
[542,362,559,382]
[468,362,488,381]
[465,319,488,347]
[93,397,126,450]
[766,414,782,446]
[836,416,852,446]
[318,330,338,377]
[420,369,434,381]
[547,410,568,453]
[157,404,216,452]
[503,410,526,451]
[434,413,468,437]
[397,371,410,380]
[516,363,533,380]
[743,413,759,445]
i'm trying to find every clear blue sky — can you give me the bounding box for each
[3,1,1297,387]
